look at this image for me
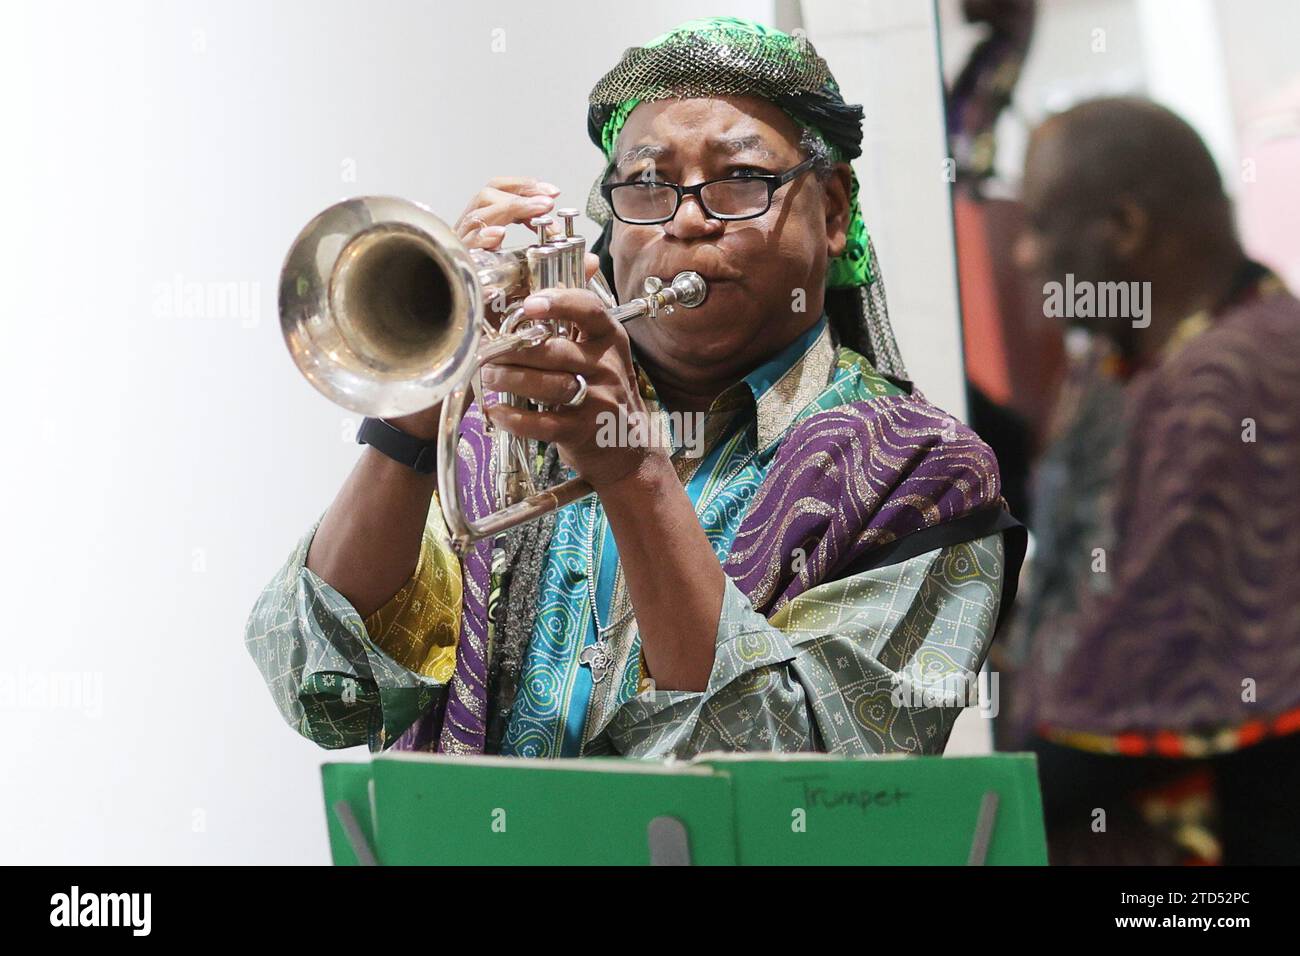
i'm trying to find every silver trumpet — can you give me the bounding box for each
[278,195,708,552]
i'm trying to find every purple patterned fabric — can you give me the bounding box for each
[1026,291,1300,736]
[724,396,1002,616]
[424,404,496,754]
[392,392,1005,755]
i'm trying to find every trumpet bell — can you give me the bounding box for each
[279,196,482,418]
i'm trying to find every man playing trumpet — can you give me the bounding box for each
[246,16,1023,758]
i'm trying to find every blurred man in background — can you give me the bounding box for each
[1001,97,1300,864]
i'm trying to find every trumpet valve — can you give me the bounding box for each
[556,207,582,239]
[530,215,554,245]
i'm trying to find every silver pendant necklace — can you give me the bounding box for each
[580,495,627,683]
[578,438,763,684]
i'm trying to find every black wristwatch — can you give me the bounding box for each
[356,417,439,474]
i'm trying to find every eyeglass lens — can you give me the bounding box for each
[611,178,772,223]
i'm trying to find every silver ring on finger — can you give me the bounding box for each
[562,373,588,408]
[460,214,489,236]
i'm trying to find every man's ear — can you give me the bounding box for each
[1108,197,1150,261]
[825,162,853,258]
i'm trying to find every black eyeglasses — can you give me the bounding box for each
[600,156,818,225]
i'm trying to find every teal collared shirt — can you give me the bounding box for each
[499,314,832,757]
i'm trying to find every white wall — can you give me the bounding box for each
[805,0,969,420]
[1213,0,1300,133]
[1214,0,1300,287]
[0,0,973,863]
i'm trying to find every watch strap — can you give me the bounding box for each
[356,417,439,474]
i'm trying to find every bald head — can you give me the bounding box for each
[1016,97,1243,349]
[1025,97,1226,229]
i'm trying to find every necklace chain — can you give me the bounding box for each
[585,437,762,636]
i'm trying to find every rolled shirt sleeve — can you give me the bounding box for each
[607,532,1006,758]
[609,579,816,758]
[243,506,462,751]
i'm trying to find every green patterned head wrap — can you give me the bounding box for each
[585,16,873,289]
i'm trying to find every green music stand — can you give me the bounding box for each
[322,751,1048,866]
